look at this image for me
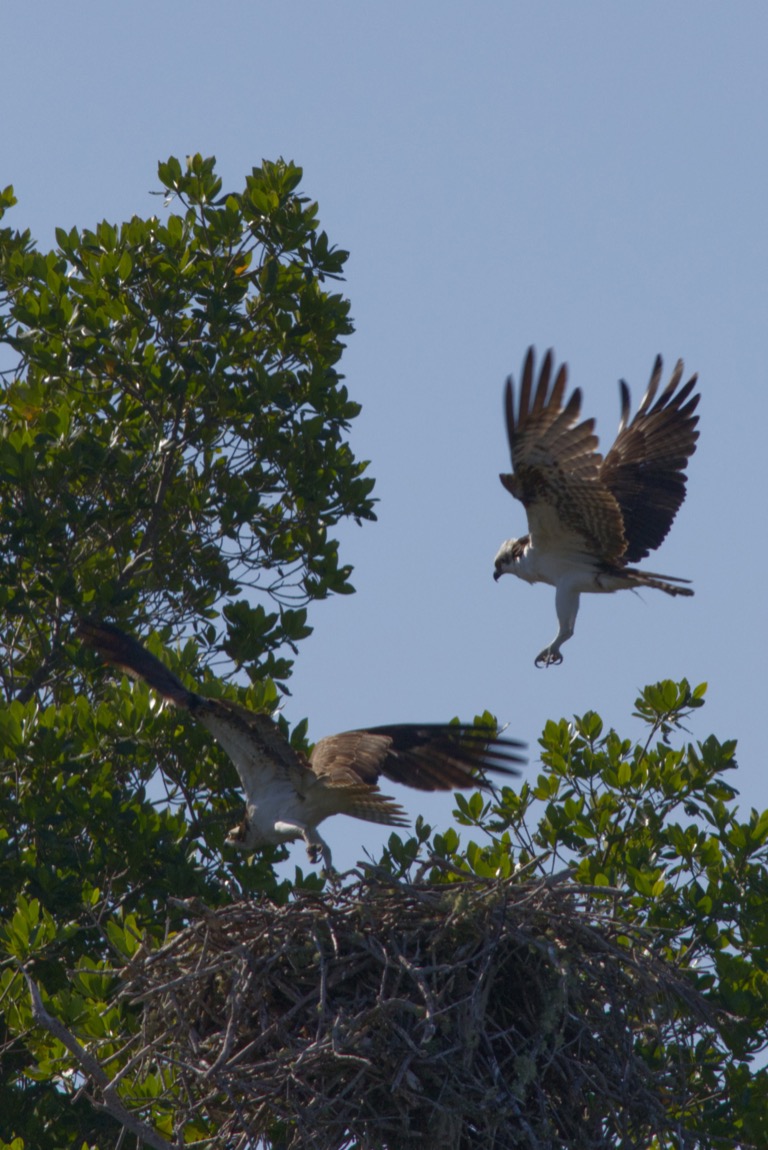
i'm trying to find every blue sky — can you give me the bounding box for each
[5,3,767,873]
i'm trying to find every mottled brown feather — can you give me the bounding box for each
[310,724,522,792]
[500,348,699,564]
[502,349,626,558]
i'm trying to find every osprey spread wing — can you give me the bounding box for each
[493,348,700,667]
[77,619,525,869]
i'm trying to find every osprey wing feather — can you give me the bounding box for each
[78,619,525,869]
[500,347,626,559]
[600,356,700,563]
[494,347,699,667]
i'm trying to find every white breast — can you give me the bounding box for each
[240,782,310,845]
[515,539,600,591]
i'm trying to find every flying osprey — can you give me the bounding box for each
[493,348,700,667]
[77,619,524,870]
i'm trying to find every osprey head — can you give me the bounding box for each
[493,538,523,581]
[226,815,252,851]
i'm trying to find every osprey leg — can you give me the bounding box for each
[535,582,581,667]
[304,830,334,873]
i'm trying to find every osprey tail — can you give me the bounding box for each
[77,618,196,709]
[625,569,694,597]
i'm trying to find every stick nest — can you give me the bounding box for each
[120,871,715,1149]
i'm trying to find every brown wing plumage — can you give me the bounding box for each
[309,723,524,791]
[78,620,526,837]
[500,347,626,559]
[599,356,700,562]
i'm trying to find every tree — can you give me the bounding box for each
[0,154,374,685]
[1,162,766,1149]
[0,155,374,1147]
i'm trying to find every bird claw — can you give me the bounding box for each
[535,649,563,668]
[307,844,337,881]
[304,833,335,875]
[306,842,323,864]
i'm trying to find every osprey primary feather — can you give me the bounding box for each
[493,348,700,667]
[78,619,525,869]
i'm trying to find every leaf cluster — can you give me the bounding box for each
[0,156,375,697]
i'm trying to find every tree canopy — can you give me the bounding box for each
[0,154,374,689]
[0,154,374,1146]
[0,159,766,1150]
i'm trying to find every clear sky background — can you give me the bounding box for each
[5,3,767,874]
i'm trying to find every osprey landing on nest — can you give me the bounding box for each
[77,620,525,870]
[493,348,700,667]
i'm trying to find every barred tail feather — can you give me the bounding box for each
[344,788,411,827]
[626,569,694,597]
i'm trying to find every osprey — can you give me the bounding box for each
[77,619,524,870]
[493,348,700,667]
